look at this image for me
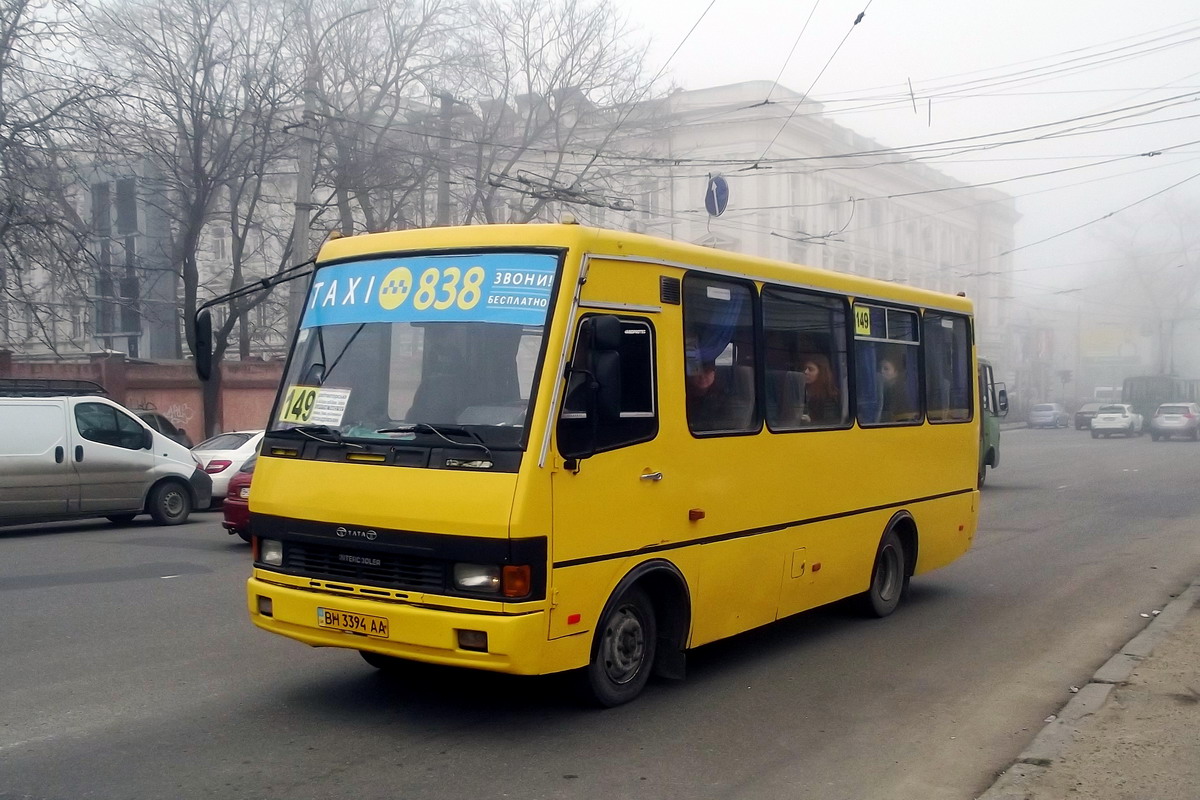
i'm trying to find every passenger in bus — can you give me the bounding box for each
[687,361,747,431]
[879,354,914,422]
[800,353,841,425]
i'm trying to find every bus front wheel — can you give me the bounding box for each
[861,529,909,618]
[583,586,657,707]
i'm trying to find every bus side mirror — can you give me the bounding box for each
[997,387,1009,416]
[142,428,154,450]
[195,310,213,381]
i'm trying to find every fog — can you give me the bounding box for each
[620,0,1200,354]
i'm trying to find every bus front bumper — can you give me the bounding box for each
[246,575,553,675]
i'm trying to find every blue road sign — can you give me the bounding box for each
[705,175,729,217]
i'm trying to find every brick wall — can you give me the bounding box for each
[0,350,284,437]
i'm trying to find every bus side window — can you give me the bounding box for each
[855,304,922,426]
[924,313,972,423]
[557,316,658,458]
[762,286,849,430]
[683,275,759,435]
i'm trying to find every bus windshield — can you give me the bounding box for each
[272,250,559,448]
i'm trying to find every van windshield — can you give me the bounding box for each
[272,250,560,448]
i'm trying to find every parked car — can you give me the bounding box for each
[1149,402,1200,441]
[1090,404,1144,438]
[222,454,255,542]
[1028,403,1069,428]
[0,391,211,527]
[134,410,194,448]
[1073,402,1104,430]
[191,430,264,507]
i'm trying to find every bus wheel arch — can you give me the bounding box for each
[860,512,916,618]
[582,560,691,707]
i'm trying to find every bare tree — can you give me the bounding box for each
[1097,197,1200,375]
[449,0,656,225]
[297,0,462,236]
[86,0,304,434]
[0,0,111,354]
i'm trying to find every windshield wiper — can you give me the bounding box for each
[375,423,492,458]
[277,424,364,448]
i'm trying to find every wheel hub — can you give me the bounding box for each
[603,606,645,685]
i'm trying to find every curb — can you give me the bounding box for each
[976,577,1200,800]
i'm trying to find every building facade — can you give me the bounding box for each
[2,81,1022,378]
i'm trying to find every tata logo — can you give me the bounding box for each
[335,525,378,541]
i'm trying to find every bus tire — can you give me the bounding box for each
[148,481,192,525]
[583,586,657,707]
[860,528,908,618]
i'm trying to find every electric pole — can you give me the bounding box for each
[435,91,454,226]
[286,60,318,334]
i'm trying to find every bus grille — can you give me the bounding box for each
[283,542,447,592]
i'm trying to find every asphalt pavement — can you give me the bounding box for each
[4,424,1199,800]
[978,576,1200,800]
[979,422,1200,800]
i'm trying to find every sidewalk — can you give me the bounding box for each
[978,578,1200,800]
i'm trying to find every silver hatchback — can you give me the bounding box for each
[1149,402,1200,441]
[1028,403,1068,428]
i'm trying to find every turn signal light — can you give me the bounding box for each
[502,565,531,598]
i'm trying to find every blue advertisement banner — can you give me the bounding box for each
[300,252,560,329]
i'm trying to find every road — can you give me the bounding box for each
[3,427,1199,800]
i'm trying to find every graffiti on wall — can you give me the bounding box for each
[129,397,196,428]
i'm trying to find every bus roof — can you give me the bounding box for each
[316,223,974,314]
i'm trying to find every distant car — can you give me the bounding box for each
[1149,402,1200,441]
[1090,404,1143,438]
[221,455,255,542]
[135,410,194,448]
[1074,402,1104,430]
[191,430,264,506]
[1028,403,1069,428]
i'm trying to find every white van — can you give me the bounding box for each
[0,391,212,527]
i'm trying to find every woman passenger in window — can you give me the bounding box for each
[879,353,914,422]
[800,353,840,425]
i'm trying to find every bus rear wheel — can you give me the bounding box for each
[861,529,909,618]
[583,586,657,707]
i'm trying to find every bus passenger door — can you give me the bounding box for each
[549,314,680,637]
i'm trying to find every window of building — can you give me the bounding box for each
[116,177,138,235]
[91,183,111,235]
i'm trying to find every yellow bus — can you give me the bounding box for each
[198,222,979,706]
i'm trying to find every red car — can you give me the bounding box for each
[221,455,255,542]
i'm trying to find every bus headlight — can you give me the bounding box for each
[260,539,284,566]
[453,563,500,593]
[452,564,532,598]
